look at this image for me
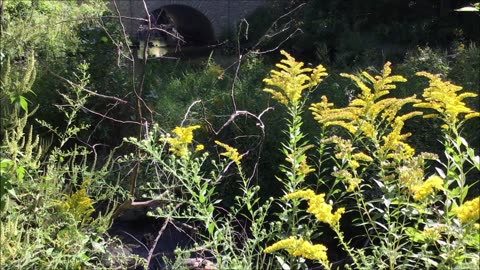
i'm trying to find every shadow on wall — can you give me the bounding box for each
[136,5,216,59]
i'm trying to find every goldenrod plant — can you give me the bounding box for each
[264,52,479,269]
[122,122,276,269]
[260,50,328,268]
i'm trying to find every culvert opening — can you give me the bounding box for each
[138,4,215,48]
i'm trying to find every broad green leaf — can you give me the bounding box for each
[19,96,28,112]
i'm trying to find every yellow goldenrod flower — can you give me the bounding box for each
[348,160,360,170]
[311,63,416,143]
[298,158,315,176]
[346,177,363,192]
[465,112,480,120]
[284,189,316,200]
[195,144,204,152]
[215,140,243,166]
[264,236,329,266]
[414,72,479,124]
[412,175,444,201]
[381,118,416,160]
[352,152,374,163]
[358,121,376,138]
[162,125,201,157]
[455,197,480,223]
[331,170,361,192]
[263,50,327,105]
[58,181,94,224]
[310,96,360,134]
[284,189,344,227]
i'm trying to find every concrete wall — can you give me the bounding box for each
[108,0,266,41]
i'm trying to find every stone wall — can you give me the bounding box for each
[108,0,266,41]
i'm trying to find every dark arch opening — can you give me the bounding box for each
[139,5,215,46]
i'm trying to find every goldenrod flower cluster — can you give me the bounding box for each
[215,140,243,166]
[298,158,315,176]
[455,197,480,223]
[411,175,444,201]
[311,62,412,134]
[310,96,360,134]
[348,152,374,171]
[414,72,480,126]
[310,63,420,164]
[322,136,372,192]
[263,50,327,105]
[380,115,421,160]
[58,182,94,224]
[162,125,201,157]
[284,189,345,227]
[264,236,330,266]
[195,144,204,152]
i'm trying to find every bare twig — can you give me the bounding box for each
[111,0,134,61]
[146,202,182,268]
[80,105,142,125]
[251,3,306,54]
[180,100,202,127]
[41,62,129,104]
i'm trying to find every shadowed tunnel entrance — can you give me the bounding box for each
[143,5,216,47]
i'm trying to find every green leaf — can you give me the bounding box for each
[16,166,25,181]
[19,96,28,112]
[207,204,214,214]
[0,159,13,171]
[207,222,214,235]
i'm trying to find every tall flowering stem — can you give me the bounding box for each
[263,50,327,193]
[262,50,327,267]
[414,72,479,202]
[413,73,480,265]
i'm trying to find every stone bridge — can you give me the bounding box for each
[109,0,267,45]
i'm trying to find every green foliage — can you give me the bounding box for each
[143,54,270,131]
[261,0,479,71]
[1,0,107,59]
[0,52,36,137]
[1,60,137,269]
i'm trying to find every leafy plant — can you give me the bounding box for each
[120,119,278,269]
[1,61,138,269]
